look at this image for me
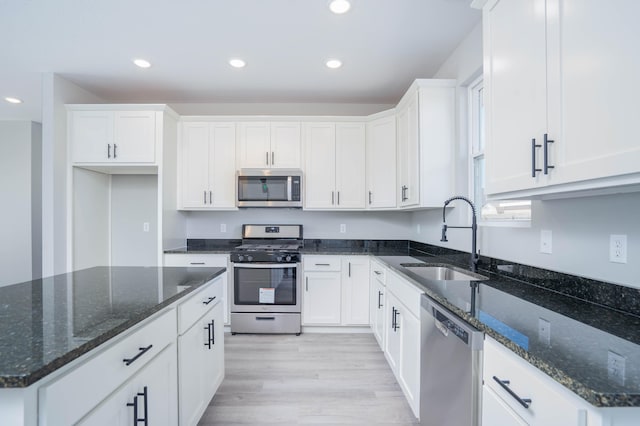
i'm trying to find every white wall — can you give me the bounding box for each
[73,168,109,270]
[0,121,41,286]
[41,73,104,277]
[186,210,413,240]
[411,22,640,288]
[111,175,158,266]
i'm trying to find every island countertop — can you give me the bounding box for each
[0,266,225,388]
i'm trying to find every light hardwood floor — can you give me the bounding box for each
[198,333,419,425]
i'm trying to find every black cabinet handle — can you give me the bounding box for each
[209,190,213,204]
[391,307,396,330]
[211,319,215,346]
[315,263,331,266]
[190,262,205,265]
[348,262,351,277]
[543,133,554,175]
[205,322,212,349]
[369,191,372,205]
[107,144,111,159]
[337,191,340,205]
[123,345,153,366]
[203,296,216,305]
[137,386,148,425]
[378,291,383,309]
[126,395,138,425]
[531,138,542,177]
[113,143,117,158]
[331,191,335,205]
[373,270,382,275]
[272,151,275,165]
[306,276,309,291]
[256,316,275,321]
[492,376,532,409]
[203,190,206,204]
[266,151,269,165]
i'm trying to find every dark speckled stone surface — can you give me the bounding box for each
[0,266,225,388]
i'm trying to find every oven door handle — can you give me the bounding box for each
[232,263,299,269]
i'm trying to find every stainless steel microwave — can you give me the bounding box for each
[237,169,302,208]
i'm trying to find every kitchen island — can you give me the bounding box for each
[0,266,226,426]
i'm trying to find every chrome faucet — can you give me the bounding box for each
[440,196,479,273]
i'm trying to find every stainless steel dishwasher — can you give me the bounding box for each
[420,294,483,426]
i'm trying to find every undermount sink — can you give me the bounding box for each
[400,263,487,282]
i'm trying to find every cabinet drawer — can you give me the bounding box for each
[39,308,176,426]
[484,337,588,425]
[164,253,228,267]
[370,260,387,285]
[178,277,223,335]
[386,270,423,317]
[303,255,342,271]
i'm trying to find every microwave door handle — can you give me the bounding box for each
[287,176,292,201]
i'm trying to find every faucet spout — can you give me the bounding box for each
[440,196,479,273]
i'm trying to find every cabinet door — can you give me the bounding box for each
[210,123,237,208]
[482,386,529,426]
[181,123,211,208]
[71,111,114,163]
[398,308,421,417]
[270,122,301,168]
[549,0,640,187]
[303,123,337,209]
[335,123,366,209]
[179,301,224,426]
[341,256,370,325]
[113,111,156,163]
[484,0,548,195]
[237,122,271,168]
[79,345,177,426]
[366,115,397,209]
[369,277,386,349]
[384,292,401,372]
[302,271,341,325]
[396,95,419,207]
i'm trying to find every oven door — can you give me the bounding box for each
[231,263,301,313]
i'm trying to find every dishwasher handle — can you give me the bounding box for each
[422,294,483,351]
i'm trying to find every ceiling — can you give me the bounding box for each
[0,0,480,122]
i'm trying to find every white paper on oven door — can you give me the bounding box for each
[259,287,275,304]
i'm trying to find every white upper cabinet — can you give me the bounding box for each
[396,80,456,209]
[484,0,640,199]
[70,110,157,164]
[366,113,397,209]
[303,122,366,209]
[237,122,301,169]
[180,122,236,210]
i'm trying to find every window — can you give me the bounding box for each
[469,77,531,222]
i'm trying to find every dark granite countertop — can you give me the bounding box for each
[0,266,225,388]
[375,254,640,408]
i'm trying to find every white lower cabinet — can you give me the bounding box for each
[341,256,370,326]
[302,255,370,326]
[78,345,177,426]
[384,271,422,419]
[369,259,387,348]
[178,295,224,426]
[483,336,592,426]
[164,253,230,325]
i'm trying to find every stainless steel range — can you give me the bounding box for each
[230,224,303,335]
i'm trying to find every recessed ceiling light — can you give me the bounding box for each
[229,59,246,68]
[326,59,342,69]
[329,0,351,14]
[5,97,22,104]
[133,59,151,68]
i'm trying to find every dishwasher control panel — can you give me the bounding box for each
[434,308,469,344]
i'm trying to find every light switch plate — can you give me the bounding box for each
[540,230,552,254]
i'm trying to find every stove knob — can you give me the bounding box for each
[285,255,292,262]
[237,255,244,262]
[247,255,254,262]
[276,256,283,262]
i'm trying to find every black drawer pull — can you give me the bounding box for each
[493,376,532,409]
[315,263,331,266]
[123,345,153,366]
[190,261,206,265]
[378,291,383,309]
[256,316,275,321]
[531,138,542,177]
[203,296,216,305]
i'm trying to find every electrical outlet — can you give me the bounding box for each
[608,351,626,386]
[340,224,346,233]
[220,223,227,233]
[610,234,627,264]
[538,318,551,345]
[540,230,552,254]
[143,222,150,232]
